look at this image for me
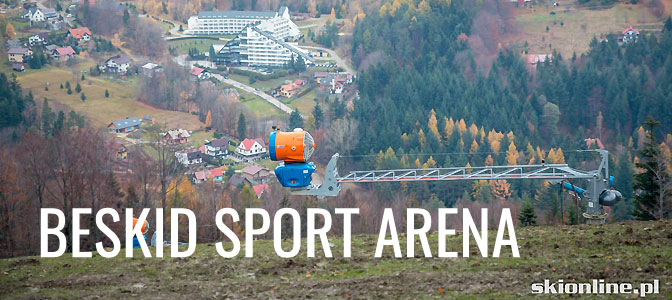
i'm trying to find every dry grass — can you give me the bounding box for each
[510,1,668,57]
[17,60,203,131]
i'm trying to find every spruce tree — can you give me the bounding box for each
[518,201,538,226]
[237,112,246,138]
[312,103,323,129]
[633,117,670,220]
[289,109,303,129]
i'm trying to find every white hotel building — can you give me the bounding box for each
[186,6,300,39]
[202,7,312,67]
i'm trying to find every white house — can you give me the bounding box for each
[175,149,203,166]
[203,138,229,157]
[103,55,132,74]
[28,32,49,46]
[236,138,267,158]
[24,7,45,22]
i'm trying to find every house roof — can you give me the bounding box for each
[239,138,259,151]
[622,26,639,35]
[209,138,229,148]
[255,138,266,148]
[55,46,75,56]
[194,170,209,180]
[253,183,269,198]
[109,117,141,129]
[164,129,190,140]
[240,164,264,176]
[68,27,92,39]
[45,44,58,51]
[198,10,278,20]
[142,62,161,70]
[42,8,57,17]
[12,63,24,70]
[249,26,314,62]
[187,150,202,160]
[228,174,247,186]
[107,54,131,65]
[190,66,205,76]
[8,48,30,55]
[210,167,224,177]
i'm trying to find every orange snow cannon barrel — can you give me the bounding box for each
[269,127,315,163]
[133,217,148,235]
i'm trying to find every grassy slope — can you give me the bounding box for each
[1,220,670,299]
[512,1,668,57]
[16,60,202,131]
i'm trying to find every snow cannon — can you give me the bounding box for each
[269,127,315,162]
[270,127,316,188]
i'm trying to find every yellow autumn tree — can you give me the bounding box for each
[479,127,486,143]
[417,0,430,14]
[459,137,465,149]
[457,119,467,135]
[330,7,336,20]
[469,139,479,153]
[555,148,566,164]
[423,156,436,168]
[547,148,557,164]
[443,117,454,141]
[485,154,494,166]
[469,123,478,137]
[487,129,504,153]
[506,141,519,165]
[401,132,409,146]
[428,109,440,139]
[414,158,422,168]
[465,162,472,173]
[5,23,16,39]
[536,146,546,162]
[418,129,426,149]
[205,110,212,128]
[490,180,511,199]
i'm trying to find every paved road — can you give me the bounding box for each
[221,77,296,115]
[300,45,356,75]
[173,55,298,117]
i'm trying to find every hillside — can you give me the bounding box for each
[1,220,670,299]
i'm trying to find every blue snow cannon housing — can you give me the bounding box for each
[275,162,316,187]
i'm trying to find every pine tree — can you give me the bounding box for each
[105,89,109,98]
[289,109,303,129]
[633,117,671,220]
[237,112,246,138]
[312,104,323,129]
[519,201,538,226]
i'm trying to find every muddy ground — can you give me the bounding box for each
[1,220,671,299]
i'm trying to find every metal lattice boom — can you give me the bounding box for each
[336,164,595,183]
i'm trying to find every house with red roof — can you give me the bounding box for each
[621,26,639,44]
[239,164,271,182]
[67,27,92,42]
[252,183,270,198]
[192,167,227,184]
[280,79,305,97]
[190,66,210,80]
[54,46,76,61]
[235,138,267,159]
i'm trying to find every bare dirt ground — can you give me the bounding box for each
[1,220,671,299]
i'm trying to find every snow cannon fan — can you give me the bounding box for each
[270,126,316,188]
